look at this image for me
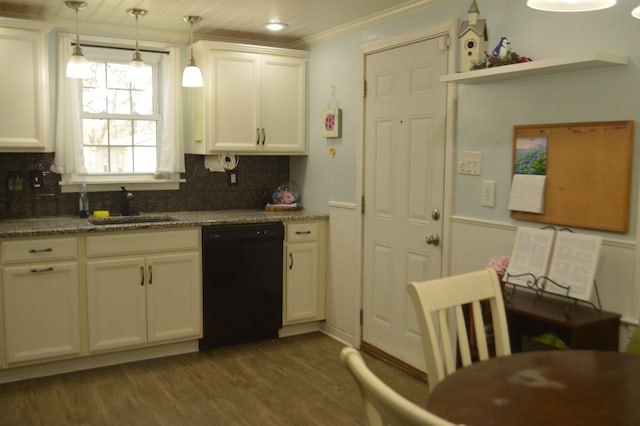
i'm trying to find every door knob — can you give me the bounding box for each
[425,234,440,246]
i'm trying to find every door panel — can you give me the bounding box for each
[363,35,448,370]
[86,258,147,352]
[147,253,202,343]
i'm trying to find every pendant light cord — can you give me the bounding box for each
[74,6,80,47]
[134,14,139,56]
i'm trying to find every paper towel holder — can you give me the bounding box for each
[220,154,238,170]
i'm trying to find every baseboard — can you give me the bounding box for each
[321,322,355,346]
[278,322,321,337]
[0,340,199,384]
[360,341,427,382]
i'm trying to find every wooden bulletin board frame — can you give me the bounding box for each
[511,120,633,233]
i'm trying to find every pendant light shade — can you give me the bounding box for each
[182,16,204,88]
[65,1,90,79]
[127,8,148,84]
[632,6,640,18]
[526,0,616,12]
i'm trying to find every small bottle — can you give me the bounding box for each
[79,183,89,218]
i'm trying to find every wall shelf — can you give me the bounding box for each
[440,52,628,84]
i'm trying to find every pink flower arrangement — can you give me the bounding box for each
[487,255,510,275]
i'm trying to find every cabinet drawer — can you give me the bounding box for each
[86,228,200,257]
[2,238,77,264]
[287,223,318,242]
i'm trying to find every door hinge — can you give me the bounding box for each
[359,309,363,326]
[361,195,365,214]
[439,35,450,52]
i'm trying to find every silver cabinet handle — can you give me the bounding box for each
[289,252,294,270]
[261,128,266,145]
[140,266,145,286]
[295,230,312,235]
[30,267,54,273]
[256,128,261,145]
[29,248,53,253]
[148,265,153,285]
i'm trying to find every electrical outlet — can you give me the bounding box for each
[457,151,483,175]
[30,170,43,190]
[228,172,238,186]
[482,180,496,207]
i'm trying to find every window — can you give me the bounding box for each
[81,48,161,175]
[81,66,158,174]
[54,35,184,193]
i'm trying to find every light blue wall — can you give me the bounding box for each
[291,0,640,239]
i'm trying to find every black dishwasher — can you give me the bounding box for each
[200,222,284,350]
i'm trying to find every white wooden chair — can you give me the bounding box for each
[407,268,511,393]
[340,347,457,426]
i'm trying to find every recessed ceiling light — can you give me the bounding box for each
[265,22,288,31]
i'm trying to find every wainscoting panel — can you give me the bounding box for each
[323,202,360,345]
[451,216,637,350]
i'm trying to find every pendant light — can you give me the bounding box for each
[127,8,148,84]
[182,16,204,88]
[526,0,616,12]
[65,1,90,79]
[632,6,640,18]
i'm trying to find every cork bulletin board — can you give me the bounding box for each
[510,120,633,233]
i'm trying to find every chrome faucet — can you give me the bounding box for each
[120,186,134,216]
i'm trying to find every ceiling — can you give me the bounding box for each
[0,0,434,46]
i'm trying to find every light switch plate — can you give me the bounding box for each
[482,179,496,207]
[457,151,482,175]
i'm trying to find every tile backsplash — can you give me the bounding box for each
[0,153,289,219]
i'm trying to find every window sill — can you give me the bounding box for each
[59,175,184,193]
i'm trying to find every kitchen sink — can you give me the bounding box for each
[89,215,178,225]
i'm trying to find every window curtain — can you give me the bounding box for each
[158,47,185,174]
[51,35,86,176]
[52,39,185,177]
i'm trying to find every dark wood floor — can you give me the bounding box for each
[0,332,428,425]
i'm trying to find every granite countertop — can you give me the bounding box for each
[0,210,329,238]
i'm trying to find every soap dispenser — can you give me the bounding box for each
[79,183,89,218]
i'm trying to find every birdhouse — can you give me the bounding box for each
[458,0,488,72]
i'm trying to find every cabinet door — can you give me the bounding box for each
[86,257,147,352]
[285,242,318,323]
[207,51,260,152]
[3,263,80,364]
[260,55,307,154]
[146,253,202,343]
[0,26,49,151]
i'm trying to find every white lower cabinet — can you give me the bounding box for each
[1,237,80,365]
[284,221,326,324]
[85,229,202,353]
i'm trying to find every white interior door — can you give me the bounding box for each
[362,35,449,370]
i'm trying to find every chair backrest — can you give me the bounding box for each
[340,347,457,426]
[407,268,511,393]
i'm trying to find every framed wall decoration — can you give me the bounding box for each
[323,108,342,138]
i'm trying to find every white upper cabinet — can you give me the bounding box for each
[188,41,308,155]
[0,19,50,152]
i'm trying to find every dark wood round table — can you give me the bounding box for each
[427,350,640,426]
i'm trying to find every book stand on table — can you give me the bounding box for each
[503,272,602,319]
